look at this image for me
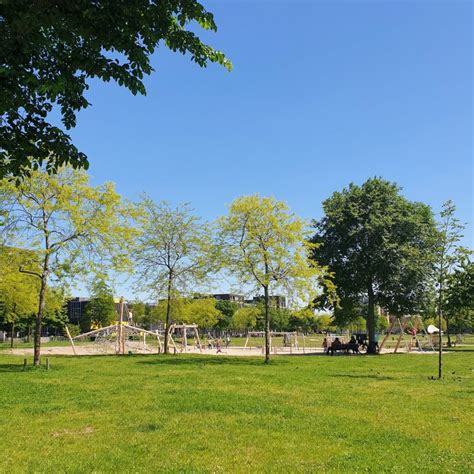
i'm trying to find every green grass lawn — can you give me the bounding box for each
[0,351,473,473]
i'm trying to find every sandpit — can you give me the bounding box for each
[6,344,436,357]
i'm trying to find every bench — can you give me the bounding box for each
[327,343,359,355]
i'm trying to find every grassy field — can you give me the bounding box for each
[0,351,473,473]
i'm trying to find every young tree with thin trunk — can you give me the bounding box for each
[0,168,134,366]
[433,201,466,378]
[219,195,333,363]
[311,178,438,354]
[134,198,217,353]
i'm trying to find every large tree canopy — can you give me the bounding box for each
[311,178,438,353]
[445,258,473,335]
[0,0,231,179]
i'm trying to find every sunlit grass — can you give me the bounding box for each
[0,351,472,472]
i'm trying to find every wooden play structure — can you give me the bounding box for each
[167,323,203,353]
[65,297,164,355]
[67,323,163,354]
[379,314,435,353]
[244,331,305,354]
[65,297,205,355]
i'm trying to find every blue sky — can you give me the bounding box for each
[68,1,472,295]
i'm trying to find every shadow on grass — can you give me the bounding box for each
[0,363,51,373]
[0,363,24,373]
[328,373,395,380]
[444,348,474,353]
[137,355,290,367]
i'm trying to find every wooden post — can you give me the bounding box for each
[23,358,27,371]
[64,325,77,355]
[118,297,125,355]
[379,319,396,351]
[195,328,203,353]
[46,357,50,370]
[156,330,163,353]
[167,327,178,352]
[302,333,306,354]
[394,319,407,353]
[183,326,187,353]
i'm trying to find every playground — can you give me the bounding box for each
[8,336,443,357]
[7,316,449,358]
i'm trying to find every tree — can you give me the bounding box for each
[267,307,292,331]
[311,178,438,354]
[315,313,334,333]
[445,258,473,334]
[134,199,217,353]
[1,1,231,179]
[0,167,134,365]
[183,298,221,328]
[128,300,146,327]
[147,298,188,326]
[433,201,467,377]
[0,251,67,345]
[219,195,333,363]
[232,306,259,331]
[0,247,39,346]
[83,280,116,331]
[288,308,315,333]
[215,300,239,330]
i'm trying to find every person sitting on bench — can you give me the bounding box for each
[327,338,342,355]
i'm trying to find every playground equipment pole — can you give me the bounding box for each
[64,325,77,355]
[118,296,125,355]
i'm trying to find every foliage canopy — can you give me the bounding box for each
[0,0,231,178]
[311,178,438,352]
[0,167,134,363]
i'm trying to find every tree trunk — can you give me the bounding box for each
[366,282,378,354]
[446,318,451,348]
[437,279,443,379]
[437,303,443,379]
[10,303,17,349]
[163,272,172,354]
[34,253,50,367]
[10,320,15,349]
[264,284,270,363]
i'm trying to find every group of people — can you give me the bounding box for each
[322,335,360,355]
[205,335,231,353]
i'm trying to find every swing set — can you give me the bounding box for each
[244,331,305,354]
[379,315,435,353]
[167,323,203,353]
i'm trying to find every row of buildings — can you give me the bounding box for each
[67,293,287,328]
